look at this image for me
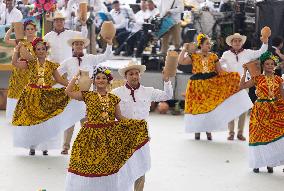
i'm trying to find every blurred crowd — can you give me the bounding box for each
[0,0,260,56]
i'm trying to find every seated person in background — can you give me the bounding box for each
[135,0,160,57]
[110,0,133,55]
[147,0,159,17]
[121,0,150,56]
[16,0,31,18]
[0,0,23,25]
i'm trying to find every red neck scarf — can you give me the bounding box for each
[230,48,244,62]
[54,29,65,36]
[125,83,140,102]
[73,52,84,66]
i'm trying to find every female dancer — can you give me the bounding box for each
[240,51,284,173]
[65,66,150,191]
[178,34,252,140]
[4,20,37,121]
[11,38,85,155]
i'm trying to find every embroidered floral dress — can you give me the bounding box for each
[250,75,284,145]
[12,60,70,126]
[68,91,149,177]
[249,75,284,168]
[184,52,240,114]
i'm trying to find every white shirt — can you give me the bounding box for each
[1,7,23,25]
[184,0,205,10]
[219,43,268,76]
[44,28,88,64]
[131,9,150,32]
[147,8,159,19]
[110,8,133,30]
[59,6,78,29]
[67,0,108,13]
[112,81,173,120]
[158,0,184,23]
[58,44,113,80]
[200,0,219,12]
[0,2,6,25]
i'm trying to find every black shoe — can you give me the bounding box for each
[253,168,259,173]
[135,53,142,58]
[42,150,48,156]
[113,50,121,56]
[206,132,212,141]
[29,149,35,156]
[122,52,133,57]
[195,133,200,140]
[267,167,273,173]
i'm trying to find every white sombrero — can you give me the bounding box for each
[118,61,146,77]
[47,12,66,21]
[226,33,247,46]
[67,36,90,47]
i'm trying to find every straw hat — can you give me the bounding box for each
[226,33,247,46]
[47,12,66,21]
[118,61,146,77]
[67,35,90,47]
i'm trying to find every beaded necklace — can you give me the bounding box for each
[265,75,275,100]
[36,59,46,86]
[201,53,209,73]
[97,92,110,121]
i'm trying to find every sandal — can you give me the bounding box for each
[195,133,200,140]
[253,168,259,173]
[206,132,212,141]
[61,149,68,155]
[227,132,234,141]
[237,134,246,141]
[267,167,273,173]
[29,149,35,156]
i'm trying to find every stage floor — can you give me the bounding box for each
[1,111,284,191]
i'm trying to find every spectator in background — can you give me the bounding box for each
[60,0,78,30]
[110,0,133,55]
[146,0,159,18]
[16,0,31,18]
[271,36,284,77]
[0,0,23,25]
[89,0,108,12]
[133,0,159,57]
[270,36,284,61]
[0,0,6,25]
[158,0,184,54]
[103,0,113,12]
[122,0,149,56]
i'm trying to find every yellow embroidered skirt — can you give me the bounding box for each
[7,67,30,99]
[68,119,149,177]
[184,72,240,114]
[249,100,284,145]
[12,85,70,126]
[249,99,284,168]
[6,67,31,121]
